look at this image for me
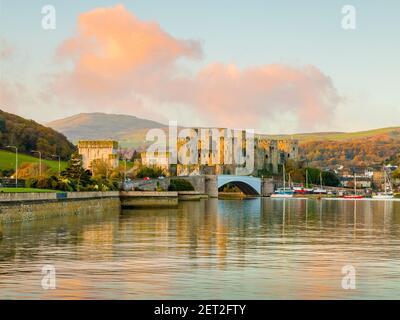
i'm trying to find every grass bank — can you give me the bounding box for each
[0,150,68,173]
[0,187,61,193]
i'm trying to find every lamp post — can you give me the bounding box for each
[124,158,127,183]
[31,150,42,177]
[6,145,18,188]
[52,154,61,176]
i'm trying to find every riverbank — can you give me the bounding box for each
[0,190,209,223]
[0,191,120,223]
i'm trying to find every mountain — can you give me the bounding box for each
[0,109,75,160]
[47,113,167,148]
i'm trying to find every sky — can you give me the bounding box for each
[0,0,399,134]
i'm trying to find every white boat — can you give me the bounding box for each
[313,171,327,194]
[271,192,294,198]
[373,169,394,199]
[304,169,314,193]
[271,164,294,198]
[373,194,394,200]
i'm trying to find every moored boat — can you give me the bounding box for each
[343,172,364,199]
[372,194,394,199]
[343,195,364,199]
[372,169,394,199]
[313,171,327,194]
[271,190,294,198]
[271,164,294,198]
[293,187,306,194]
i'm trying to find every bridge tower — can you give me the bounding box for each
[261,177,275,197]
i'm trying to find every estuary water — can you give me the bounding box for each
[1,198,400,299]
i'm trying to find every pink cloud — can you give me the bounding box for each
[0,81,22,113]
[53,4,201,107]
[0,82,14,108]
[0,38,14,59]
[52,4,339,130]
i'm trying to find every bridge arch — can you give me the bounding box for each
[217,175,261,196]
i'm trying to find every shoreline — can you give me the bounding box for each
[1,190,399,224]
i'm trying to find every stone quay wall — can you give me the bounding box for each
[0,192,120,224]
[120,191,179,208]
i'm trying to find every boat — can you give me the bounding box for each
[271,189,295,198]
[313,171,327,194]
[271,164,294,198]
[293,186,306,194]
[303,169,314,194]
[343,195,364,199]
[372,169,394,199]
[372,194,394,200]
[343,172,364,199]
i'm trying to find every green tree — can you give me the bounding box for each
[61,153,92,191]
[0,116,5,132]
[168,179,194,191]
[321,171,340,187]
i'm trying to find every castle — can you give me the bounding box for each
[78,140,119,170]
[77,131,298,177]
[141,128,298,176]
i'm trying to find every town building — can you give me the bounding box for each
[141,151,170,172]
[340,174,372,189]
[78,140,119,171]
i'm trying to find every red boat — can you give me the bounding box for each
[343,173,365,199]
[293,187,306,194]
[343,195,364,199]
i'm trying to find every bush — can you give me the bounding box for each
[136,166,164,178]
[168,179,194,191]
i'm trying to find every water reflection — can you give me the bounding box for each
[1,198,400,299]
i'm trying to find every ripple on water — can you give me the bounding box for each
[1,198,400,299]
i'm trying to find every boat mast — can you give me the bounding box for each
[384,169,387,195]
[305,169,308,188]
[354,171,357,195]
[388,171,393,194]
[283,164,286,191]
[320,171,323,189]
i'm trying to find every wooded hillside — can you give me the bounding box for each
[0,109,75,160]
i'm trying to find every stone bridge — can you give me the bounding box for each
[130,175,275,197]
[217,175,261,195]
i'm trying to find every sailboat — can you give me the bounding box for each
[344,172,364,199]
[304,169,314,194]
[373,169,394,199]
[271,164,294,198]
[292,171,305,194]
[313,171,327,194]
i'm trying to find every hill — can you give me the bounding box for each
[261,126,400,142]
[261,127,400,167]
[298,128,400,168]
[47,113,167,147]
[0,109,75,160]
